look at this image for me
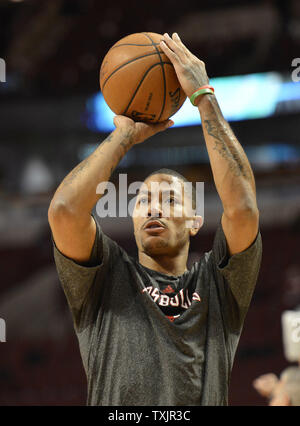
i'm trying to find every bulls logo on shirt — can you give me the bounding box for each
[142,286,201,310]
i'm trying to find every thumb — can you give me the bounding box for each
[113,115,124,127]
[155,119,175,132]
[134,119,175,144]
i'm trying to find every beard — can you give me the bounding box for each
[142,238,169,252]
[135,225,189,257]
[141,236,170,256]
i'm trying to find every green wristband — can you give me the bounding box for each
[190,88,214,106]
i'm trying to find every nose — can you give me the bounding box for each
[147,199,162,217]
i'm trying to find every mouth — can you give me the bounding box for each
[143,220,166,234]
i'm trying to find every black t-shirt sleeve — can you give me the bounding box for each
[210,218,262,331]
[52,215,114,329]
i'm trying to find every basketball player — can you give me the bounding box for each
[48,33,262,405]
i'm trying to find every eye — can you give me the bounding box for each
[165,197,178,205]
[139,197,148,205]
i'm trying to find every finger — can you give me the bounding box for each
[172,33,190,52]
[113,115,119,127]
[162,119,174,130]
[172,32,183,45]
[160,39,179,63]
[162,33,185,59]
[113,115,126,127]
[173,33,199,61]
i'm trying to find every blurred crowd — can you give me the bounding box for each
[253,309,300,406]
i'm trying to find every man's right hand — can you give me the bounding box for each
[113,115,174,145]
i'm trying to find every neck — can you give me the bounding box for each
[138,248,189,277]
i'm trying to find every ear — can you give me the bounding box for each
[189,215,203,237]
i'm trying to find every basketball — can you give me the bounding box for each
[99,32,187,123]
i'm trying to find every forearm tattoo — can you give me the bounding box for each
[100,130,134,177]
[100,133,114,147]
[203,119,249,179]
[61,156,92,188]
[60,130,134,188]
[100,130,134,152]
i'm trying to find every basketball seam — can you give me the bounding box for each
[142,32,166,122]
[110,43,161,49]
[122,62,172,118]
[101,52,163,91]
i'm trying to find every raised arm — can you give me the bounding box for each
[160,32,259,255]
[48,116,173,263]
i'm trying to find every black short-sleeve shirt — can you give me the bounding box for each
[52,215,262,406]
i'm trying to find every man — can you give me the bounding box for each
[48,33,262,405]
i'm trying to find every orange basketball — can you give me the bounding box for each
[99,32,186,123]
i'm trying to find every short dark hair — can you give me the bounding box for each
[144,168,196,210]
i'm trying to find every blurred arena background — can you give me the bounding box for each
[0,0,300,405]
